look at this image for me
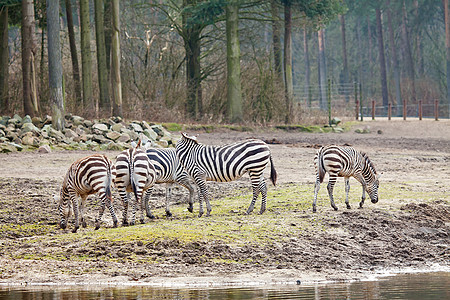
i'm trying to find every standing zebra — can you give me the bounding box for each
[176,133,277,217]
[313,145,380,212]
[143,147,196,218]
[115,145,157,226]
[56,154,117,233]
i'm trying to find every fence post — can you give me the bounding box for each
[359,83,363,121]
[388,103,391,120]
[327,79,332,125]
[403,99,407,120]
[372,100,375,120]
[419,100,422,120]
[435,100,439,121]
[354,82,359,120]
[308,86,312,108]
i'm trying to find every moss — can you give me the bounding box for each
[275,124,325,133]
[162,123,183,132]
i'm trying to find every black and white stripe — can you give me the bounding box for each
[115,147,156,225]
[313,145,380,212]
[56,154,117,233]
[143,148,195,218]
[176,133,277,217]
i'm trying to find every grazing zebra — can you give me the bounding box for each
[313,145,380,213]
[143,147,196,218]
[115,145,157,226]
[56,154,117,233]
[176,133,277,217]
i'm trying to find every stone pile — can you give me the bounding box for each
[0,114,177,153]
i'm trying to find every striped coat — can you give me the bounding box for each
[144,148,195,218]
[313,145,380,212]
[176,133,277,217]
[115,147,156,226]
[56,154,117,233]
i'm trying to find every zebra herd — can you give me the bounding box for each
[56,132,380,233]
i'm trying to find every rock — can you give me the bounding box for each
[42,115,52,125]
[129,123,143,133]
[143,128,158,141]
[0,116,9,126]
[141,121,152,131]
[111,123,124,132]
[106,142,124,151]
[7,118,20,127]
[0,129,4,137]
[64,129,79,139]
[0,143,18,153]
[7,142,23,151]
[332,127,344,133]
[71,115,85,126]
[22,115,32,124]
[92,134,108,144]
[117,133,131,143]
[21,122,40,135]
[151,125,164,137]
[32,117,42,127]
[156,139,169,148]
[38,145,52,153]
[106,131,121,141]
[84,120,93,127]
[21,133,40,146]
[12,114,22,123]
[121,128,138,140]
[92,123,109,132]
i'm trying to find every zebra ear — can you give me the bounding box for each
[137,139,142,148]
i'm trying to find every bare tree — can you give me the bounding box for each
[65,0,82,106]
[0,5,8,113]
[94,0,110,112]
[47,0,65,130]
[111,0,122,117]
[376,7,389,108]
[80,0,93,112]
[445,0,450,118]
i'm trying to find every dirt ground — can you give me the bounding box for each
[0,119,449,287]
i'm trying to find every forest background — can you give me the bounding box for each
[0,0,450,129]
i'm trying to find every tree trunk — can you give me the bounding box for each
[0,6,8,113]
[444,0,450,118]
[94,0,110,112]
[226,1,242,123]
[283,3,293,123]
[340,15,349,102]
[271,0,282,83]
[303,24,310,107]
[104,0,112,74]
[318,28,327,110]
[80,0,93,113]
[376,8,389,109]
[401,1,416,104]
[414,0,424,77]
[47,0,65,131]
[21,0,38,116]
[386,3,402,112]
[65,0,82,106]
[184,29,202,120]
[111,0,122,117]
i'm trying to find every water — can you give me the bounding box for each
[0,272,448,300]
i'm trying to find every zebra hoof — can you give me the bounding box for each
[187,206,194,213]
[82,221,87,228]
[140,219,145,224]
[72,227,79,233]
[166,211,173,218]
[113,221,118,228]
[346,205,351,209]
[95,224,100,230]
[122,221,129,227]
[333,207,338,211]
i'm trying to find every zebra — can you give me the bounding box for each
[313,145,380,213]
[115,144,157,226]
[143,147,196,218]
[176,133,277,217]
[56,154,117,233]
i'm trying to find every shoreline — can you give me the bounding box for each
[1,265,449,289]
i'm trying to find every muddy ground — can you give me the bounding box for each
[0,119,449,287]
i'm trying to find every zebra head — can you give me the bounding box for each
[55,189,71,229]
[367,174,381,204]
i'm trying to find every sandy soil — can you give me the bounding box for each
[0,119,449,287]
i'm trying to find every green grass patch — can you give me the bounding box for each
[162,123,183,132]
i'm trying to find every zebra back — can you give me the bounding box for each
[146,148,186,184]
[176,133,274,183]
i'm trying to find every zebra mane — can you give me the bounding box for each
[181,132,199,144]
[361,151,377,174]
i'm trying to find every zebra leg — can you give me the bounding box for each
[165,183,173,217]
[139,192,146,224]
[194,175,208,217]
[354,173,366,209]
[327,175,339,211]
[313,175,321,213]
[258,178,268,215]
[345,177,351,209]
[246,173,260,215]
[179,178,195,213]
[70,191,80,233]
[119,190,129,226]
[107,198,118,228]
[95,194,107,230]
[80,195,88,228]
[143,189,155,219]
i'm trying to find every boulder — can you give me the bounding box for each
[117,133,131,143]
[12,114,22,123]
[106,131,121,141]
[64,129,79,139]
[0,116,9,126]
[151,125,164,137]
[71,115,85,126]
[92,123,109,132]
[111,123,124,132]
[143,128,158,141]
[38,144,52,153]
[92,134,108,144]
[0,143,18,153]
[22,132,40,146]
[129,123,143,133]
[32,117,42,127]
[0,129,4,137]
[21,122,40,135]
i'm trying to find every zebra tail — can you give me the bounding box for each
[317,150,326,183]
[131,157,139,201]
[105,163,112,202]
[270,155,277,186]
